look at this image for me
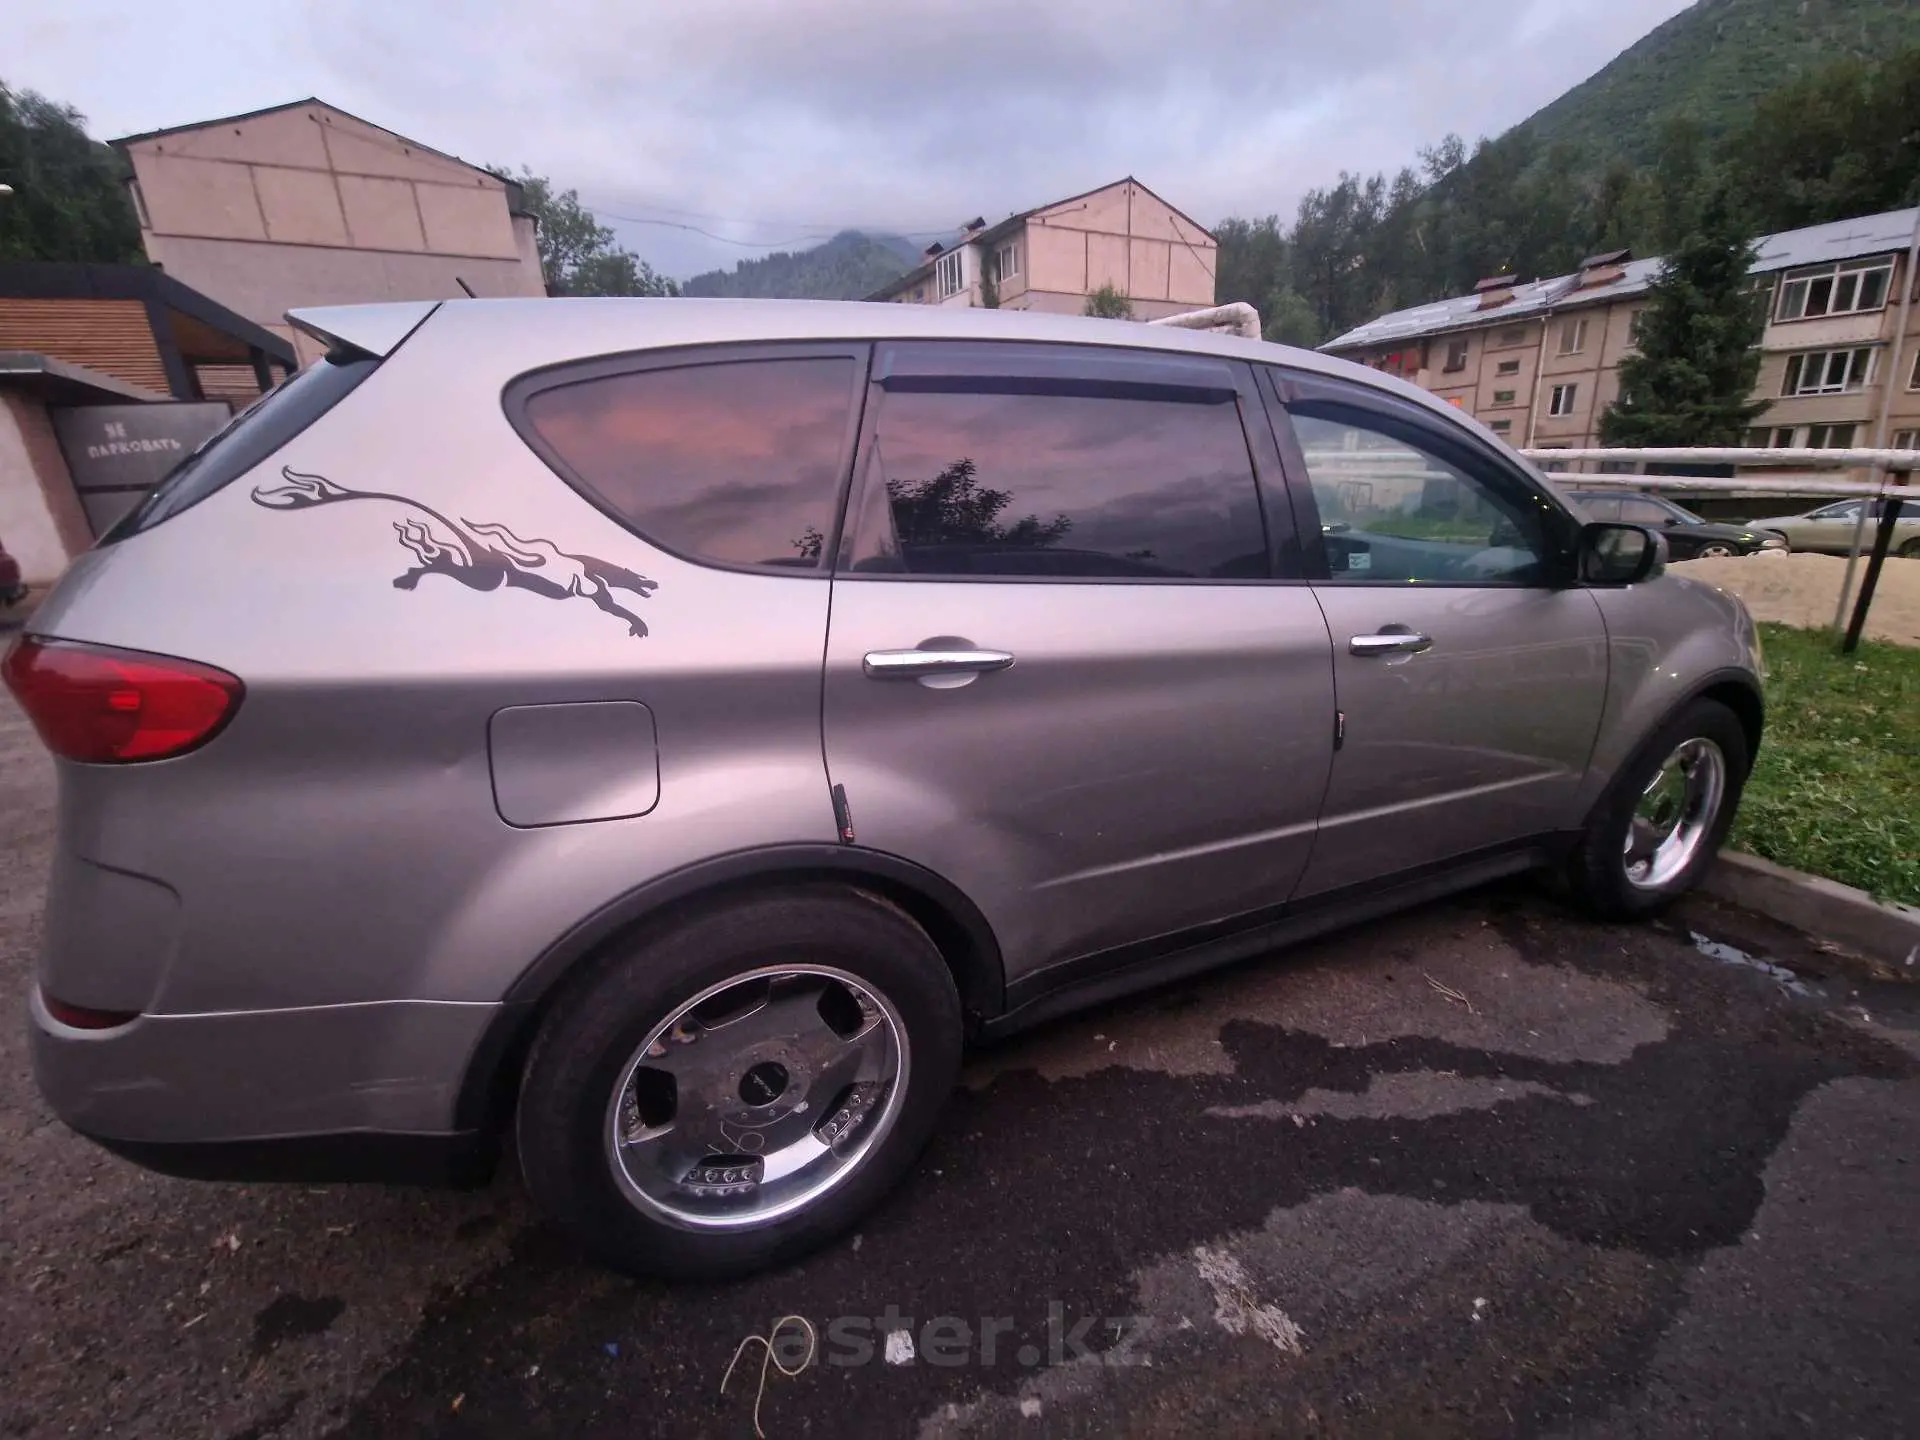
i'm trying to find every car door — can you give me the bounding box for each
[1786,500,1865,554]
[822,340,1336,987]
[1264,368,1610,898]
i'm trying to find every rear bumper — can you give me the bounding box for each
[28,987,503,1182]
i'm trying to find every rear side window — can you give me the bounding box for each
[844,387,1269,579]
[107,354,377,539]
[517,357,860,571]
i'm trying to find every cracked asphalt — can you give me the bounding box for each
[3,679,1918,1439]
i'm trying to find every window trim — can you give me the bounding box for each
[1774,256,1896,323]
[501,340,872,580]
[830,340,1303,586]
[1262,367,1583,588]
[935,249,965,300]
[1782,346,1875,398]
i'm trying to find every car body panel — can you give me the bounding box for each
[13,298,1764,1162]
[1761,499,1920,555]
[1297,585,1608,895]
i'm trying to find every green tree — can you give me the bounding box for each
[1082,283,1133,319]
[1600,193,1768,447]
[0,83,141,263]
[502,167,677,297]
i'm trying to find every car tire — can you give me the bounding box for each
[1565,697,1750,921]
[1899,538,1920,559]
[515,884,964,1280]
[1696,542,1736,558]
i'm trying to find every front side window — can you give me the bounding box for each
[1775,258,1895,322]
[1783,348,1874,397]
[844,384,1269,579]
[936,250,965,299]
[517,355,859,570]
[1549,383,1578,417]
[1288,410,1554,586]
[1576,494,1623,520]
[1617,497,1675,526]
[1812,501,1863,522]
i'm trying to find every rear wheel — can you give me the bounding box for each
[1899,538,1920,559]
[1566,698,1750,919]
[516,886,963,1279]
[1696,542,1737,558]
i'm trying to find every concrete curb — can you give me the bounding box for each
[1703,851,1920,970]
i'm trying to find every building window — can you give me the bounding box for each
[1806,422,1857,449]
[1557,317,1588,355]
[128,180,151,229]
[1597,460,1639,474]
[1496,359,1520,376]
[994,239,1021,282]
[1775,257,1895,322]
[1548,383,1578,417]
[1443,338,1469,372]
[1782,347,1874,397]
[1492,389,1516,405]
[1745,425,1798,447]
[935,249,965,300]
[1909,349,1920,391]
[1495,326,1528,346]
[1489,418,1513,433]
[1892,428,1920,450]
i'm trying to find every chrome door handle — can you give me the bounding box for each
[1349,631,1433,656]
[862,647,1016,679]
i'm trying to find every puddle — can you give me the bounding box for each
[1690,931,1819,997]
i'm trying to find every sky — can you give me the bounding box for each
[13,0,1697,281]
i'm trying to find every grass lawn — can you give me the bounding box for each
[1730,623,1920,908]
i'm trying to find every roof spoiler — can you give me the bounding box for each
[286,300,441,360]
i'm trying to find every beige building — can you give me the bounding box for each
[113,99,547,366]
[867,178,1216,320]
[1323,208,1920,468]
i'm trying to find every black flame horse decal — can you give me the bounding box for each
[253,467,657,638]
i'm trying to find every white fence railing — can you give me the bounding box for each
[1516,446,1914,647]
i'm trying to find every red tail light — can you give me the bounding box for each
[1,637,242,763]
[40,990,141,1030]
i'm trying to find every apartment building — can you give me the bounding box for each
[866,178,1216,319]
[1323,207,1920,467]
[112,99,547,366]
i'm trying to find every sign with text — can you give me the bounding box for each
[49,402,233,535]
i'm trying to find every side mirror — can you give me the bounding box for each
[1579,521,1666,585]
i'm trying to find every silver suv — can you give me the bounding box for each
[8,299,1762,1279]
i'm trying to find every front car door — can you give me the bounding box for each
[1263,368,1610,898]
[822,340,1336,992]
[1783,500,1865,554]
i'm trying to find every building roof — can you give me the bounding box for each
[0,352,169,404]
[109,97,527,211]
[1324,206,1920,352]
[865,177,1215,301]
[0,263,296,370]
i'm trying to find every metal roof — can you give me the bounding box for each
[1324,207,1920,352]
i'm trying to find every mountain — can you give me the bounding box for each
[1514,0,1920,165]
[682,230,920,300]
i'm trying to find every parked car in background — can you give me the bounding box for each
[0,536,26,607]
[8,299,1764,1281]
[1563,490,1788,559]
[1759,498,1920,558]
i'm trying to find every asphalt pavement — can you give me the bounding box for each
[3,681,1917,1440]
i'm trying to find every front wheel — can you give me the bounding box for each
[516,885,963,1279]
[1696,542,1737,558]
[1566,698,1750,919]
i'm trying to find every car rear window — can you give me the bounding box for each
[104,353,378,541]
[517,356,861,571]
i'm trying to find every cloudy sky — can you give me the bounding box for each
[14,0,1695,280]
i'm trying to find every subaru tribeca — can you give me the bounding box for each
[8,299,1762,1279]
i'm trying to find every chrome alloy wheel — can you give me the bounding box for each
[605,965,908,1230]
[1622,737,1726,890]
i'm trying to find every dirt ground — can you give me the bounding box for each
[1672,552,1920,645]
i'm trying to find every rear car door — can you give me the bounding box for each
[822,340,1335,989]
[1264,368,1609,898]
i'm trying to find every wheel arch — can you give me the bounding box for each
[453,845,1005,1134]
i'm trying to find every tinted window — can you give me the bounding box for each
[1290,410,1551,585]
[522,357,858,570]
[844,387,1268,579]
[1617,498,1673,525]
[107,354,377,540]
[1574,494,1623,521]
